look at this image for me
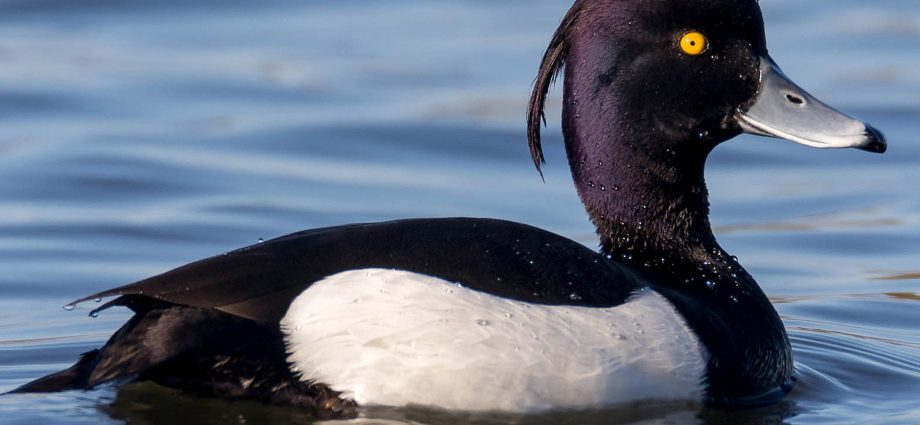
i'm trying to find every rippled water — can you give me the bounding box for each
[1,0,918,424]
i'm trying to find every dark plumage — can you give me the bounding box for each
[12,0,885,416]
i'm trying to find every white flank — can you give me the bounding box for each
[280,269,707,413]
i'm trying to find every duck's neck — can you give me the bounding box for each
[561,72,724,277]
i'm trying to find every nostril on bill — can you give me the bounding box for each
[785,93,805,106]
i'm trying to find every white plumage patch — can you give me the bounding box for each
[280,269,707,413]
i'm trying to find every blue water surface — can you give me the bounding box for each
[0,0,918,424]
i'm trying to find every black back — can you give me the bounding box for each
[78,218,642,323]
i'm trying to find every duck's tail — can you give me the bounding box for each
[10,349,101,393]
[8,296,356,418]
[10,296,185,393]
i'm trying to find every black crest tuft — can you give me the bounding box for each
[527,2,583,176]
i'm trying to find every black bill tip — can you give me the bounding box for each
[859,125,887,154]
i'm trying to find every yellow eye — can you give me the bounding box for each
[680,31,708,56]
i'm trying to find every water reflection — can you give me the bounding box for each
[885,292,920,302]
[875,273,920,282]
[106,383,798,425]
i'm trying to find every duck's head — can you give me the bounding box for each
[527,0,886,257]
[528,0,886,174]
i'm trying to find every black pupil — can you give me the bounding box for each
[690,41,696,46]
